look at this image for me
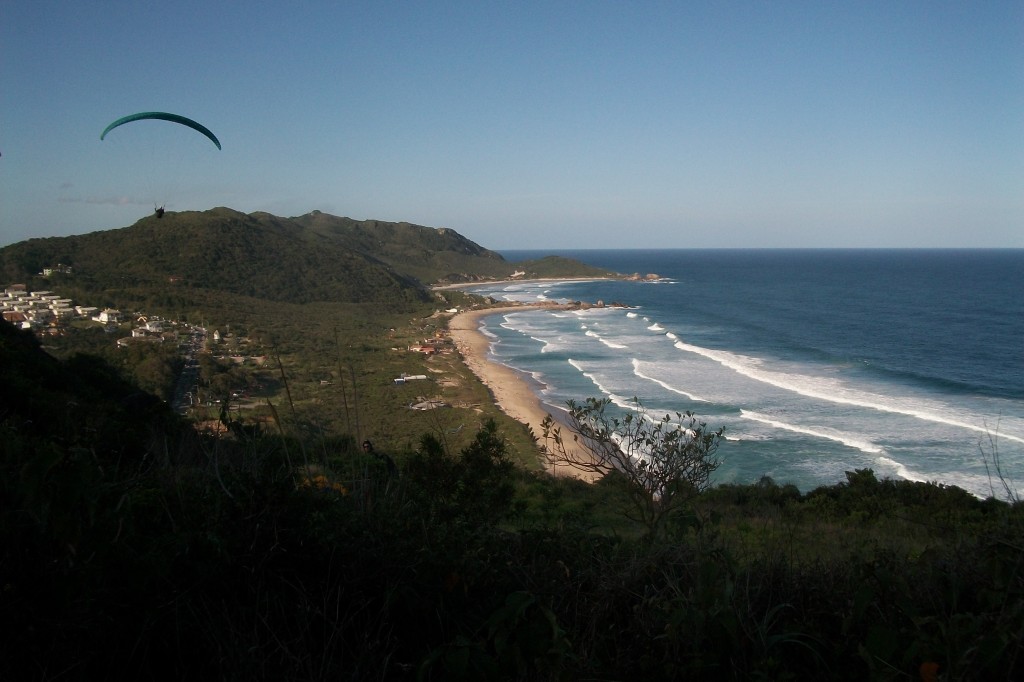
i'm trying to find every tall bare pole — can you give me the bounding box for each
[334,328,353,436]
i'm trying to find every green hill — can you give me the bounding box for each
[0,208,616,307]
[290,210,617,283]
[1,208,424,305]
[291,210,508,283]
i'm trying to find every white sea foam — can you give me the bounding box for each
[874,456,928,483]
[500,312,527,325]
[464,258,1024,496]
[954,470,1022,500]
[633,359,706,402]
[674,340,1024,445]
[579,326,629,349]
[647,323,664,331]
[870,457,1019,500]
[608,393,643,410]
[741,410,882,454]
[567,358,629,407]
[533,336,557,353]
[527,367,547,383]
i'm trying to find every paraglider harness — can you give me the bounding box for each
[99,112,222,224]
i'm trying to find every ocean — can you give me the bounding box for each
[462,249,1024,499]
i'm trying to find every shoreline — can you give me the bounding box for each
[447,304,602,482]
[433,276,616,292]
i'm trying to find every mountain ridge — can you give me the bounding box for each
[0,208,615,307]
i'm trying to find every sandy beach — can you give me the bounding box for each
[448,304,602,482]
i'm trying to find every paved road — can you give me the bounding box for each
[172,326,206,413]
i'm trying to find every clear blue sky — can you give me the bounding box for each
[2,1,1022,249]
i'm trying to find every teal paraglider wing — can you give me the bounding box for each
[100,112,222,150]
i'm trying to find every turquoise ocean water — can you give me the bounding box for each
[462,249,1024,499]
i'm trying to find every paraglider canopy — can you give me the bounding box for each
[100,112,222,150]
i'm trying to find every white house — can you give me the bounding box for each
[94,308,122,323]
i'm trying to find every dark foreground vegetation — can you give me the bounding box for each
[3,318,1022,681]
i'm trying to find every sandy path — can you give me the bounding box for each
[448,305,602,482]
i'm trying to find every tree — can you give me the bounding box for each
[541,397,723,537]
[405,419,516,528]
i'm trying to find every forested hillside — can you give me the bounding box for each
[1,208,425,305]
[0,208,615,310]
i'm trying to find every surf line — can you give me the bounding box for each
[673,340,1024,446]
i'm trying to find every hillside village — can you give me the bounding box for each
[2,258,619,430]
[1,279,270,413]
[3,282,200,346]
[2,277,476,420]
[1,284,99,332]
